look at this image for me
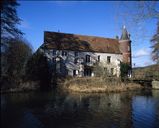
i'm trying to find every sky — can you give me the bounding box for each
[17,1,159,67]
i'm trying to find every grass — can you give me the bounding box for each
[60,77,142,93]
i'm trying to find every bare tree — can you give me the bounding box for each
[115,1,159,63]
[151,21,159,63]
[1,38,32,89]
[115,1,158,25]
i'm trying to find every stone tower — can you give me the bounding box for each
[119,26,132,67]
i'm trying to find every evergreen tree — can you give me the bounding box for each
[1,0,23,39]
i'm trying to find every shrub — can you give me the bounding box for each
[25,51,52,90]
[120,62,131,81]
[1,38,32,89]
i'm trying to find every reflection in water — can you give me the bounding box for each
[1,90,159,128]
[132,90,159,128]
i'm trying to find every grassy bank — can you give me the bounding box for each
[60,77,142,93]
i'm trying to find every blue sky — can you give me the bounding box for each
[17,1,158,67]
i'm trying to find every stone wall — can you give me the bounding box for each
[44,49,122,77]
[152,81,159,89]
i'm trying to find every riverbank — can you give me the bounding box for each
[1,77,142,94]
[60,77,142,93]
[1,81,40,94]
[152,80,159,89]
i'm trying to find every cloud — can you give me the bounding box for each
[132,48,155,67]
[133,48,151,58]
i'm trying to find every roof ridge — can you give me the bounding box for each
[44,31,118,41]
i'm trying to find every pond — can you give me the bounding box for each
[1,89,159,128]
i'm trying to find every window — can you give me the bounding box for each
[128,46,130,51]
[74,58,78,64]
[52,58,56,63]
[53,50,56,55]
[46,51,50,56]
[111,68,114,75]
[107,56,111,64]
[62,51,67,56]
[52,58,56,70]
[128,57,130,62]
[56,62,61,73]
[73,70,76,76]
[84,68,92,76]
[62,51,64,56]
[104,67,107,72]
[98,55,100,62]
[86,55,90,62]
[75,52,78,57]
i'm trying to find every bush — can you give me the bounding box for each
[120,62,131,81]
[25,51,52,90]
[1,38,32,89]
[93,63,105,77]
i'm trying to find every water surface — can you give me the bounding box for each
[1,90,159,128]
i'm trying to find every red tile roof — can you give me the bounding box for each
[43,31,121,54]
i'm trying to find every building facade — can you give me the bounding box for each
[39,26,131,77]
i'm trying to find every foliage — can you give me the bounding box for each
[93,63,105,77]
[5,39,32,78]
[1,0,26,84]
[130,1,158,21]
[120,62,131,80]
[151,21,159,63]
[117,1,159,26]
[117,1,159,63]
[132,64,159,80]
[1,0,23,39]
[25,51,52,89]
[1,38,32,89]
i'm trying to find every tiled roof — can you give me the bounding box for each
[43,31,121,54]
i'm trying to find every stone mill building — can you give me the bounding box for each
[38,26,132,77]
